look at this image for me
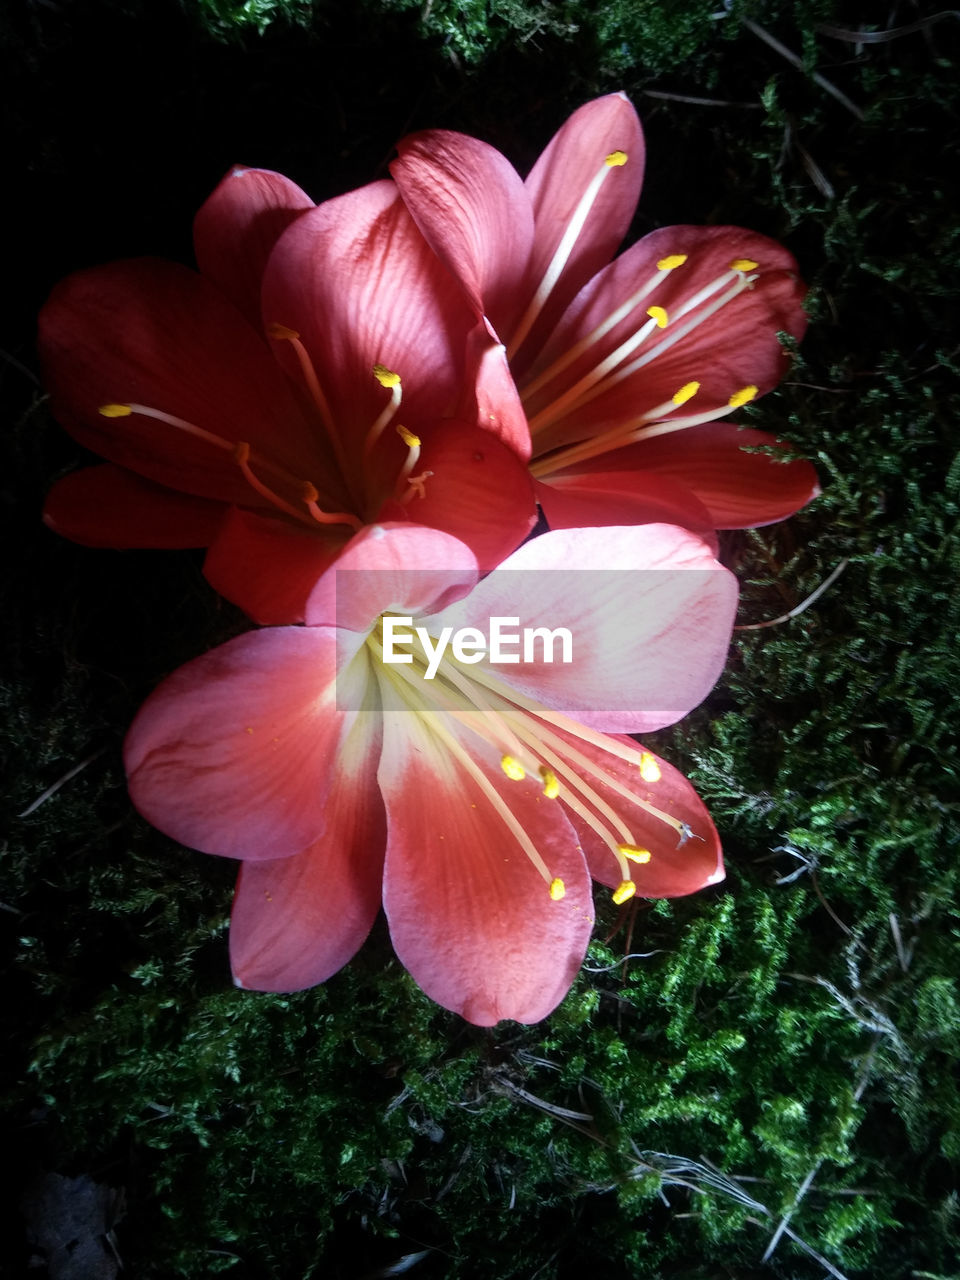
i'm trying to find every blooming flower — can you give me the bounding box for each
[40,168,536,624]
[124,521,738,1026]
[390,93,819,538]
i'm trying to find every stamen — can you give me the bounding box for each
[612,880,637,905]
[549,877,566,901]
[639,752,662,783]
[365,366,403,456]
[730,258,759,272]
[233,442,313,522]
[99,403,133,418]
[268,322,350,477]
[540,767,560,799]
[394,424,423,499]
[728,384,758,409]
[507,150,630,360]
[672,381,700,406]
[99,402,235,453]
[619,845,652,864]
[521,254,688,403]
[300,482,363,531]
[501,755,526,781]
[646,306,668,329]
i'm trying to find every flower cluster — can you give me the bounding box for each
[40,94,817,1024]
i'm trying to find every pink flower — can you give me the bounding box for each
[40,168,536,624]
[390,93,819,540]
[124,521,737,1026]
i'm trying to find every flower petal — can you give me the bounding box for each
[202,506,354,624]
[305,522,479,630]
[378,687,594,1026]
[391,421,536,572]
[595,424,821,528]
[39,258,325,504]
[455,319,533,460]
[125,627,366,860]
[554,736,725,897]
[439,524,737,732]
[391,129,535,335]
[193,166,314,329]
[229,712,386,992]
[534,473,718,549]
[525,225,806,445]
[43,463,225,548]
[519,93,645,357]
[261,181,476,470]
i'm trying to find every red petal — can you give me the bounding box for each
[229,714,386,992]
[455,319,532,460]
[445,523,737,732]
[555,735,725,897]
[44,463,225,548]
[391,422,536,573]
[379,701,594,1026]
[39,259,325,505]
[203,506,352,624]
[193,166,314,329]
[526,225,807,443]
[519,94,645,358]
[534,473,718,549]
[125,627,359,860]
[600,424,820,528]
[261,181,476,477]
[391,129,535,336]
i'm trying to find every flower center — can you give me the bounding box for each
[520,253,764,477]
[97,344,436,531]
[365,616,699,905]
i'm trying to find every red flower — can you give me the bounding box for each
[40,168,536,623]
[391,93,819,540]
[124,521,737,1026]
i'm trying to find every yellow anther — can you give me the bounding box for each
[612,879,637,905]
[501,755,526,782]
[618,845,652,865]
[646,306,669,329]
[549,877,566,901]
[672,381,700,407]
[730,258,759,272]
[605,150,628,167]
[396,424,421,449]
[233,441,251,465]
[373,364,401,389]
[639,752,662,783]
[656,254,688,270]
[98,403,133,418]
[728,385,759,409]
[267,322,300,340]
[539,767,560,800]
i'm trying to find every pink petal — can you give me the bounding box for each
[125,627,361,860]
[534,473,718,549]
[455,319,533,460]
[39,258,325,505]
[598,424,821,528]
[229,713,386,992]
[379,699,594,1025]
[518,93,645,358]
[442,524,738,732]
[261,181,476,476]
[391,129,535,336]
[43,463,225,548]
[553,735,725,897]
[525,225,806,443]
[193,166,314,329]
[305,522,479,630]
[203,506,353,624]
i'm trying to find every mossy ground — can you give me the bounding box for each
[2,1,959,1276]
